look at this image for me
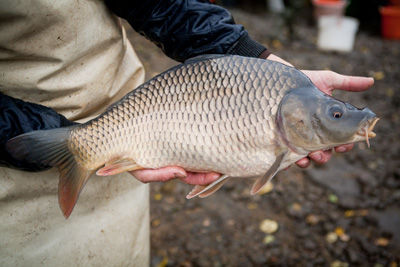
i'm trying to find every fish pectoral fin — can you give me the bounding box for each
[251,153,286,195]
[186,175,230,199]
[96,158,142,176]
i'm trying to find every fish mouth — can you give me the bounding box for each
[356,117,379,148]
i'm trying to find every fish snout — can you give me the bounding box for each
[361,107,376,120]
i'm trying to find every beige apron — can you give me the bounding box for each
[0,0,149,266]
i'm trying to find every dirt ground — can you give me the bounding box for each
[125,7,400,267]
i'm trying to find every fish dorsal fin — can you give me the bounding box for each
[186,175,230,199]
[184,54,227,65]
[96,158,142,176]
[251,153,286,195]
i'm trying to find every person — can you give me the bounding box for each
[0,0,373,266]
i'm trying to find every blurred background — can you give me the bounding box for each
[125,0,399,265]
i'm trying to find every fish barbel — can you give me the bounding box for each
[6,55,378,218]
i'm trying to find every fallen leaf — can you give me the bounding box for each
[247,203,258,210]
[272,39,283,50]
[216,234,222,242]
[331,260,349,267]
[326,232,338,244]
[154,193,163,201]
[344,210,355,217]
[339,233,350,242]
[360,46,369,53]
[263,234,275,244]
[152,219,161,227]
[202,218,211,227]
[157,256,168,267]
[328,194,338,204]
[259,219,279,234]
[370,71,385,81]
[375,237,390,247]
[290,203,302,212]
[335,227,345,236]
[386,88,394,97]
[306,214,320,225]
[358,209,369,216]
[257,182,274,195]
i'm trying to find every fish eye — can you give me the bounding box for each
[329,106,343,119]
[333,111,342,118]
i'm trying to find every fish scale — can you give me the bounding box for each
[69,55,308,176]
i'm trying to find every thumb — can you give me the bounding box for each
[302,70,374,95]
[329,72,374,92]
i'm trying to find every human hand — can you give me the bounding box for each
[266,54,374,167]
[296,70,374,167]
[130,167,220,185]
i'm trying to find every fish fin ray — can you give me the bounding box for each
[96,158,141,176]
[6,127,74,167]
[198,177,230,198]
[58,158,93,218]
[186,185,206,199]
[251,153,286,195]
[186,175,230,199]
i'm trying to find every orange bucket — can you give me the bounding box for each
[380,6,400,39]
[312,0,346,19]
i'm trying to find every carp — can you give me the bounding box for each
[6,55,379,218]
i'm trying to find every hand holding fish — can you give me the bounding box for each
[7,55,379,217]
[129,57,375,184]
[296,70,374,167]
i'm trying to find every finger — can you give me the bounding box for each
[130,166,187,183]
[335,143,354,153]
[266,54,294,67]
[296,157,311,168]
[179,171,221,185]
[309,150,332,164]
[329,73,374,92]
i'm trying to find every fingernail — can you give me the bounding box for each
[174,172,186,179]
[336,146,346,153]
[313,153,323,162]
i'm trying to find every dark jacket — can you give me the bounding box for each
[1,0,267,170]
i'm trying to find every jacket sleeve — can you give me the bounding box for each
[0,93,76,171]
[105,0,268,62]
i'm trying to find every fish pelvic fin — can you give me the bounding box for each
[186,175,230,199]
[6,127,90,218]
[96,158,142,176]
[250,152,286,195]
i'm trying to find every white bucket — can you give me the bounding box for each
[267,0,285,13]
[317,16,359,53]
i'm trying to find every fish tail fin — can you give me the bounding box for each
[6,127,91,218]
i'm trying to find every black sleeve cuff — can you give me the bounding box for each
[0,93,77,171]
[227,34,268,58]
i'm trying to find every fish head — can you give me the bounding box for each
[277,86,379,152]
